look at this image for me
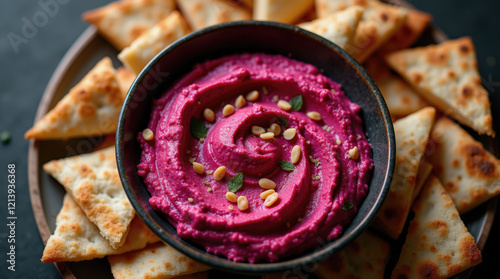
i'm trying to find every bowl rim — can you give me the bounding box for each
[116,20,395,274]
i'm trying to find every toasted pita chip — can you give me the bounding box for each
[391,175,482,279]
[385,37,494,136]
[315,0,364,18]
[108,242,211,279]
[25,58,122,140]
[254,0,314,24]
[411,160,433,205]
[426,117,500,213]
[116,67,137,98]
[374,107,436,239]
[364,56,427,116]
[43,147,134,249]
[118,11,191,75]
[378,9,432,53]
[177,0,251,31]
[42,194,159,262]
[298,6,363,49]
[171,272,210,279]
[83,0,176,50]
[315,230,390,278]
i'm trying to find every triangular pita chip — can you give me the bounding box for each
[378,9,432,53]
[118,11,191,75]
[83,0,176,50]
[298,6,363,50]
[43,147,134,249]
[254,0,314,24]
[41,194,159,262]
[364,56,427,116]
[411,160,433,205]
[391,175,482,279]
[374,107,436,239]
[385,37,494,136]
[426,117,500,213]
[25,57,122,140]
[108,243,211,279]
[177,0,251,31]
[116,67,137,98]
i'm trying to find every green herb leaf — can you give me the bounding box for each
[289,95,303,111]
[0,131,11,144]
[228,173,244,192]
[277,116,289,127]
[278,161,295,171]
[190,117,207,139]
[342,201,353,211]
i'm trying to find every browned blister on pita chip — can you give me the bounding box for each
[41,194,159,262]
[364,56,427,116]
[385,37,494,136]
[177,0,251,31]
[254,0,314,24]
[298,6,363,50]
[118,11,191,75]
[391,175,482,279]
[426,117,500,213]
[374,107,436,239]
[25,57,122,140]
[108,242,211,279]
[43,147,134,249]
[83,0,176,50]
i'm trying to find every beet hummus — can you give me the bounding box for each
[137,53,373,263]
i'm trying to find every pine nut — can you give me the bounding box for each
[222,104,235,117]
[336,139,342,145]
[291,145,301,164]
[226,192,237,203]
[307,111,321,121]
[264,192,279,207]
[277,100,291,111]
[188,198,194,203]
[246,90,260,101]
[260,132,274,140]
[203,108,215,122]
[214,166,226,181]
[348,146,359,160]
[142,128,154,141]
[235,95,246,108]
[259,178,276,189]
[193,162,205,174]
[237,196,249,211]
[260,189,275,199]
[251,126,265,136]
[268,123,281,136]
[283,128,296,140]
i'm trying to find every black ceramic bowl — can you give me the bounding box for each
[116,21,395,274]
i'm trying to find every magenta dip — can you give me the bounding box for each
[137,53,373,263]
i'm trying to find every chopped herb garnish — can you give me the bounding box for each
[342,201,353,211]
[277,116,289,127]
[289,95,303,111]
[190,117,207,139]
[228,173,244,193]
[278,160,295,171]
[0,131,11,144]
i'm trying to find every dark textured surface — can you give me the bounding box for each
[0,0,498,278]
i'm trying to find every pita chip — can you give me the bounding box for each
[108,243,211,279]
[364,56,427,116]
[118,11,191,75]
[41,194,159,262]
[177,0,251,31]
[426,117,500,214]
[374,107,436,239]
[391,175,482,279]
[378,9,432,53]
[411,160,433,205]
[254,0,314,24]
[298,6,363,50]
[385,37,494,136]
[83,0,176,50]
[43,147,134,249]
[116,67,137,98]
[25,57,122,140]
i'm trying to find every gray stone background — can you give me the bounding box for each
[0,0,499,278]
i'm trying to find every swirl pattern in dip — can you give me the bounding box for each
[138,53,373,263]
